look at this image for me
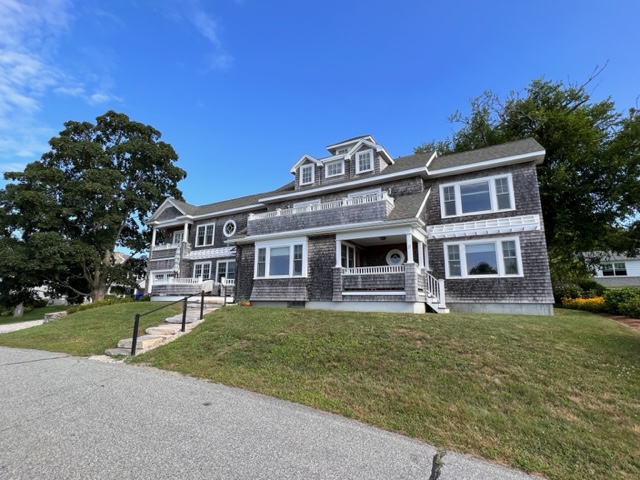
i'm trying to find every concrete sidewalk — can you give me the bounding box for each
[0,347,543,479]
[0,319,44,334]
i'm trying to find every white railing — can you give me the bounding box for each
[342,265,405,275]
[221,277,235,286]
[248,191,394,221]
[151,242,181,251]
[424,270,446,308]
[155,276,203,285]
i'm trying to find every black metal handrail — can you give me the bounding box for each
[131,291,206,356]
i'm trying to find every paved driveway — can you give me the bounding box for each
[0,347,541,479]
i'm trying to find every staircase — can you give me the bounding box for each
[105,303,219,357]
[424,271,450,314]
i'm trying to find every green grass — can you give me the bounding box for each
[129,307,640,480]
[0,302,181,356]
[0,305,69,325]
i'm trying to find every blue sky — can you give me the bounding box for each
[1,0,639,206]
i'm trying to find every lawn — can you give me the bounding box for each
[128,306,640,480]
[0,305,69,325]
[0,302,181,356]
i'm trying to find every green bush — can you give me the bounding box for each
[137,295,151,302]
[619,297,640,319]
[552,282,584,304]
[604,288,640,315]
[576,279,606,298]
[28,299,49,308]
[66,296,133,314]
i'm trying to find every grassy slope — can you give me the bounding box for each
[130,307,640,480]
[0,302,181,356]
[0,306,68,325]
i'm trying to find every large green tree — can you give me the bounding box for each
[416,75,640,276]
[0,111,186,302]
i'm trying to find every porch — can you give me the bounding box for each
[150,277,236,298]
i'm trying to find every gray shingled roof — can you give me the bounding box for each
[428,138,544,172]
[385,191,429,222]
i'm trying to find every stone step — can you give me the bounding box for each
[117,335,165,350]
[146,324,182,336]
[105,348,132,357]
[164,315,201,324]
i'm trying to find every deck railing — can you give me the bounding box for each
[248,191,393,221]
[342,265,405,275]
[151,242,182,251]
[154,276,203,285]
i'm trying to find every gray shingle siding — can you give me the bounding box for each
[156,206,183,222]
[236,244,255,300]
[308,236,335,301]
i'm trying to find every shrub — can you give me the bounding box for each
[561,296,606,313]
[137,295,151,302]
[604,288,640,315]
[619,297,640,319]
[552,282,584,304]
[27,299,49,309]
[66,296,133,314]
[576,279,606,298]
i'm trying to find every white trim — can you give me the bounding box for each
[355,149,374,174]
[223,220,237,237]
[342,291,406,296]
[424,151,439,169]
[195,223,215,247]
[173,231,184,244]
[300,164,315,185]
[290,154,321,173]
[428,214,540,239]
[193,261,212,279]
[324,159,345,178]
[184,246,235,260]
[440,173,515,219]
[443,236,524,279]
[386,249,405,266]
[427,150,545,177]
[254,237,308,279]
[215,259,236,282]
[293,199,321,208]
[347,188,381,199]
[148,198,188,222]
[327,136,375,152]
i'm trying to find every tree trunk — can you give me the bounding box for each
[12,303,24,318]
[91,280,109,302]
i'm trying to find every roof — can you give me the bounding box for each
[191,182,296,216]
[385,190,429,222]
[428,138,545,172]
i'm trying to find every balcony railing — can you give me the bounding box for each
[248,191,394,221]
[151,242,182,251]
[154,276,204,285]
[342,265,405,275]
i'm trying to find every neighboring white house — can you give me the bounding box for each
[592,254,640,288]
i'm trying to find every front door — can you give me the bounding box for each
[173,231,184,244]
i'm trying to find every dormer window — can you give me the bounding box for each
[336,148,348,155]
[356,149,373,174]
[325,160,344,178]
[300,164,314,185]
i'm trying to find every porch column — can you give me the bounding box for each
[335,238,342,267]
[151,227,157,248]
[417,240,425,268]
[183,222,189,241]
[405,234,414,263]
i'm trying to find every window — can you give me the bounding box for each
[341,243,357,268]
[386,249,405,266]
[440,175,514,217]
[300,164,314,185]
[193,262,212,279]
[602,262,627,276]
[172,231,184,244]
[444,238,522,278]
[255,238,307,278]
[223,220,236,237]
[216,260,236,282]
[196,223,215,246]
[336,148,348,155]
[325,160,344,178]
[356,150,373,174]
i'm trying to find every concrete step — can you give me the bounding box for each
[146,324,182,336]
[164,315,201,324]
[117,335,165,350]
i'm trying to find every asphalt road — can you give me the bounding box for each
[0,347,542,480]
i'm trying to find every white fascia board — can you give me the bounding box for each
[424,151,438,169]
[148,198,188,222]
[290,154,321,173]
[190,204,265,220]
[416,188,431,220]
[376,146,395,165]
[426,150,545,177]
[231,219,423,244]
[259,167,428,203]
[326,136,375,152]
[147,218,194,228]
[345,139,378,159]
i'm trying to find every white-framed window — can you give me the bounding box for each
[440,174,515,218]
[153,271,176,282]
[325,160,344,178]
[386,249,405,266]
[601,262,627,276]
[172,231,184,244]
[355,149,374,174]
[193,262,212,279]
[196,223,215,247]
[255,237,307,278]
[336,148,349,155]
[300,164,314,185]
[216,260,236,282]
[444,237,523,278]
[223,220,236,237]
[341,242,357,268]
